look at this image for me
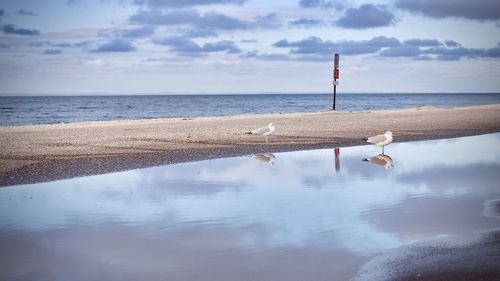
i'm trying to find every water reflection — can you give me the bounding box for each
[334,147,340,172]
[252,153,276,165]
[363,154,394,170]
[0,134,499,281]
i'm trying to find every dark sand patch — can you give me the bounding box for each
[354,230,500,281]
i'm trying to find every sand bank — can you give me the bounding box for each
[1,104,500,186]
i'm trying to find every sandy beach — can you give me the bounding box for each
[1,104,500,187]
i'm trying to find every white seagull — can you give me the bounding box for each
[365,131,393,154]
[246,123,276,143]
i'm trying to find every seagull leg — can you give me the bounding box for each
[382,146,385,155]
[265,135,269,143]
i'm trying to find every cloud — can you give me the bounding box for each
[403,38,442,47]
[298,0,343,9]
[395,0,500,21]
[379,45,421,57]
[414,55,433,60]
[243,50,330,62]
[244,50,343,62]
[153,36,203,52]
[28,41,80,48]
[84,59,108,68]
[203,40,241,53]
[153,36,241,56]
[482,47,500,58]
[74,40,95,48]
[289,18,324,28]
[240,39,257,43]
[274,36,332,54]
[274,36,400,55]
[52,42,73,48]
[243,51,290,61]
[272,35,500,61]
[43,49,63,55]
[130,9,250,30]
[134,0,245,8]
[421,46,486,60]
[336,4,396,29]
[17,9,37,16]
[130,9,281,31]
[121,25,156,38]
[181,29,218,38]
[2,24,40,36]
[254,12,282,29]
[131,9,200,25]
[99,25,156,39]
[92,39,136,52]
[444,40,461,47]
[298,0,318,8]
[0,9,4,23]
[28,41,50,47]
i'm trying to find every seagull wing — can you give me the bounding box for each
[263,125,275,136]
[367,133,387,144]
[251,125,270,135]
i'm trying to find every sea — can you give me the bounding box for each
[0,93,499,126]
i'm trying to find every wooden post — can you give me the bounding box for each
[333,53,339,111]
[333,81,337,111]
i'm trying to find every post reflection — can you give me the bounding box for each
[251,153,276,165]
[363,153,394,170]
[334,147,340,172]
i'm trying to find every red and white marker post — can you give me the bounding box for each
[332,53,339,111]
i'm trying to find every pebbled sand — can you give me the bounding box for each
[1,104,500,187]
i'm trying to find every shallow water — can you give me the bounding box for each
[1,134,500,280]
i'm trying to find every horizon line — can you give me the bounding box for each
[1,92,500,97]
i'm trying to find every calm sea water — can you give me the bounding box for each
[1,93,499,126]
[1,134,499,280]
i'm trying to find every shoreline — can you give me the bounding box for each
[1,104,500,187]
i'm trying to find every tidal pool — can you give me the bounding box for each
[1,134,500,281]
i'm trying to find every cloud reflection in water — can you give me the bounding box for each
[1,134,499,280]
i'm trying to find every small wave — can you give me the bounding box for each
[76,106,97,110]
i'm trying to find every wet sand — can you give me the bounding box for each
[1,104,500,187]
[354,229,500,281]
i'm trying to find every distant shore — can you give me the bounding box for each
[1,104,500,187]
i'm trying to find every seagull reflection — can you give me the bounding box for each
[363,153,394,170]
[252,153,276,165]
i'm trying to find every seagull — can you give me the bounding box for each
[252,153,276,165]
[246,123,276,143]
[365,131,393,154]
[363,154,393,170]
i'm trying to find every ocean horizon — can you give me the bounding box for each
[1,93,499,126]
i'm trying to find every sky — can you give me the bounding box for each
[0,0,499,94]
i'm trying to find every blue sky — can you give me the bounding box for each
[0,0,499,94]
